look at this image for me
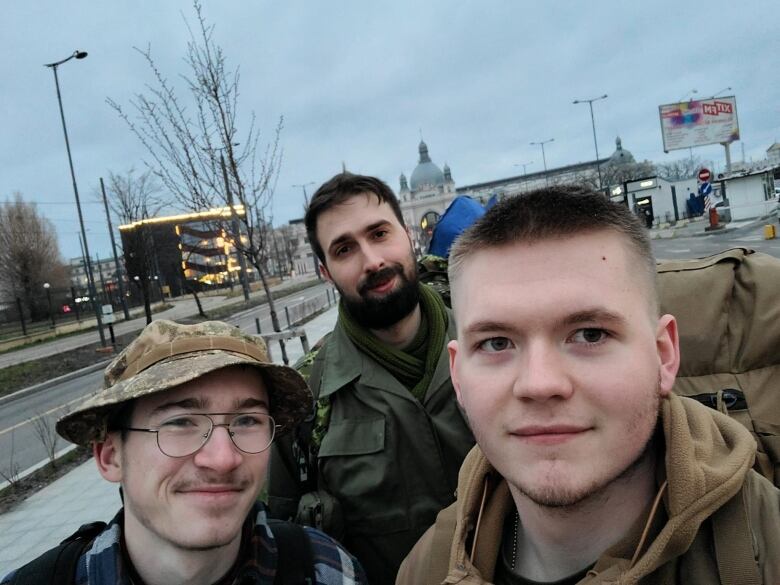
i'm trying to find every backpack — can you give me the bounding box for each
[657,247,780,487]
[8,519,315,585]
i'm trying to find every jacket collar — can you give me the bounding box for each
[319,307,456,403]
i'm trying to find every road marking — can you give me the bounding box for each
[667,248,691,253]
[0,395,86,437]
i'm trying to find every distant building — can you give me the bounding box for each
[273,219,317,276]
[118,206,254,296]
[69,256,122,289]
[456,137,633,202]
[398,141,457,251]
[767,143,780,167]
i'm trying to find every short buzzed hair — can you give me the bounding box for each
[449,185,659,314]
[305,172,405,265]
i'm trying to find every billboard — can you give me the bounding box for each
[658,96,739,152]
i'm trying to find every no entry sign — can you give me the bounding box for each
[698,168,712,182]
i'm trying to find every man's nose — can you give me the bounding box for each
[193,425,243,472]
[512,341,574,402]
[362,246,385,273]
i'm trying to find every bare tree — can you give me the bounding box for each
[107,1,286,333]
[657,156,707,181]
[31,412,60,468]
[0,193,67,321]
[103,168,166,324]
[0,429,21,489]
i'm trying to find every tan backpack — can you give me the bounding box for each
[657,247,780,486]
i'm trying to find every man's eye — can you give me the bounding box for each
[478,337,513,353]
[335,245,351,256]
[570,328,608,344]
[373,229,388,239]
[160,415,199,428]
[232,414,266,428]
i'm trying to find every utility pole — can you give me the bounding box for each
[100,177,130,319]
[530,139,555,186]
[220,153,251,301]
[573,94,608,191]
[45,50,106,347]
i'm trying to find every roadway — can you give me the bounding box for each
[0,281,333,479]
[652,220,780,260]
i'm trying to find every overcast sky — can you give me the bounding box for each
[2,1,778,260]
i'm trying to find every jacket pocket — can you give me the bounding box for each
[318,417,409,534]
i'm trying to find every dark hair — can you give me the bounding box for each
[305,172,405,264]
[449,185,659,313]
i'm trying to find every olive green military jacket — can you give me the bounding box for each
[268,310,475,585]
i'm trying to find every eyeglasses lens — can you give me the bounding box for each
[156,413,275,457]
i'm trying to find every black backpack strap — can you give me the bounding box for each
[269,519,316,585]
[9,521,106,585]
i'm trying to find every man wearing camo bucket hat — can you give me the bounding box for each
[2,320,366,585]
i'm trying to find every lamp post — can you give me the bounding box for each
[530,139,554,185]
[573,94,608,191]
[43,283,55,329]
[45,50,106,346]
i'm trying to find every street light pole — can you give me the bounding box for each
[45,50,106,347]
[530,139,554,185]
[43,283,55,329]
[573,94,608,191]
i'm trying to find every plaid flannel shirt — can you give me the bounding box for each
[3,503,366,585]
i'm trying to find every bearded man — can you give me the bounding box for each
[267,172,474,585]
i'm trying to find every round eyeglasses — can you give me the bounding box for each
[123,412,277,458]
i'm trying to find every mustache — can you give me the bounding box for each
[172,474,252,492]
[358,265,404,295]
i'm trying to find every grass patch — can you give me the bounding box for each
[0,446,93,515]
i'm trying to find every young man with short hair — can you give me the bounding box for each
[268,173,474,585]
[398,186,780,584]
[2,320,366,585]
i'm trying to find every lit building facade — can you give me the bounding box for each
[118,206,254,296]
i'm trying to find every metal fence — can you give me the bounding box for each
[256,287,340,365]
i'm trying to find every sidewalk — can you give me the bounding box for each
[0,303,339,577]
[648,211,778,240]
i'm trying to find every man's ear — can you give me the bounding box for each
[94,433,123,484]
[320,262,333,283]
[447,339,464,406]
[656,314,680,397]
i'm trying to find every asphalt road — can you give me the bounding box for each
[652,222,780,260]
[0,281,335,478]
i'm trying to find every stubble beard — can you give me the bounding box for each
[511,380,662,512]
[339,253,420,330]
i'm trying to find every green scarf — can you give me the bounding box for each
[339,283,448,402]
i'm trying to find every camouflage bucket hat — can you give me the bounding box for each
[56,320,313,446]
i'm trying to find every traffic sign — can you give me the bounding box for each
[698,168,712,182]
[699,182,712,196]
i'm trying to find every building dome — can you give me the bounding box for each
[608,136,635,165]
[410,140,445,190]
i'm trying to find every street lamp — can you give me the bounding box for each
[573,94,608,191]
[514,161,533,175]
[43,283,55,329]
[45,50,106,346]
[530,139,554,185]
[709,86,732,98]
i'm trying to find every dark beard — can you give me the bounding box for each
[341,264,420,330]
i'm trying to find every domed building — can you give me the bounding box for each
[606,136,635,166]
[398,140,457,253]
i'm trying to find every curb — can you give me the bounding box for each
[0,445,78,494]
[0,360,110,408]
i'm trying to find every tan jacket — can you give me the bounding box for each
[397,394,780,584]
